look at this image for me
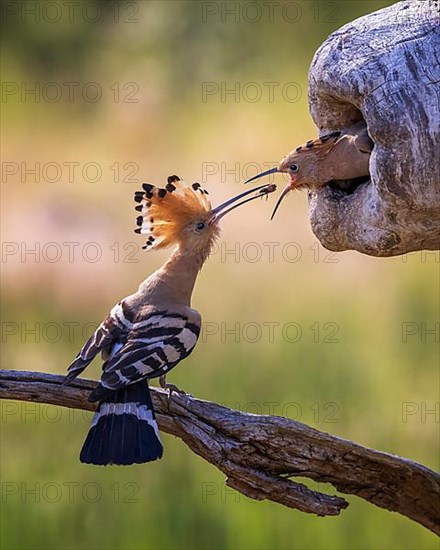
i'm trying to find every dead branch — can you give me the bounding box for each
[0,369,438,535]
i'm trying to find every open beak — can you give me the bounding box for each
[211,183,276,222]
[269,185,291,220]
[270,173,298,220]
[244,167,279,184]
[244,165,299,220]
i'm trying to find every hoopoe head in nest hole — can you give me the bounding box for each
[134,175,276,256]
[244,132,343,220]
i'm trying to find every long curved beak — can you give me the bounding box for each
[244,167,279,184]
[270,184,292,220]
[211,183,276,222]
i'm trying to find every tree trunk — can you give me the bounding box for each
[308,0,440,257]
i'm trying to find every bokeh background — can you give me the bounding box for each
[1,1,439,549]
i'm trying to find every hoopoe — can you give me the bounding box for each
[245,120,373,219]
[64,175,276,466]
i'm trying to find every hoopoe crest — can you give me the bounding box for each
[134,175,213,251]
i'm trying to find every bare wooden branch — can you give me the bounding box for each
[1,369,439,534]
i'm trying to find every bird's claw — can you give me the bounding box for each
[159,375,186,402]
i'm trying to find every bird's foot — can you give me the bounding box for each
[159,375,186,401]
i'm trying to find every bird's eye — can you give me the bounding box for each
[290,164,298,173]
[195,222,206,232]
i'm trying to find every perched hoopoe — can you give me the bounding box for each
[64,175,275,466]
[245,120,373,219]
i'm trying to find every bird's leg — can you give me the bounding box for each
[159,375,186,399]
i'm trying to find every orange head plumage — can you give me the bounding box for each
[134,175,276,252]
[244,132,343,219]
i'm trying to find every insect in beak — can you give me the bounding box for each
[244,167,279,184]
[243,165,300,219]
[210,183,277,223]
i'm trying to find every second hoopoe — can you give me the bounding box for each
[64,176,275,466]
[246,119,373,219]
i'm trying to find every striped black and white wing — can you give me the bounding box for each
[89,309,201,401]
[64,302,130,384]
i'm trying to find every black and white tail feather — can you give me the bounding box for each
[80,380,163,465]
[65,302,200,466]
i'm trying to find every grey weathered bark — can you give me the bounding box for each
[1,369,439,535]
[308,0,440,256]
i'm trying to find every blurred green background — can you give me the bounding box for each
[1,1,439,549]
